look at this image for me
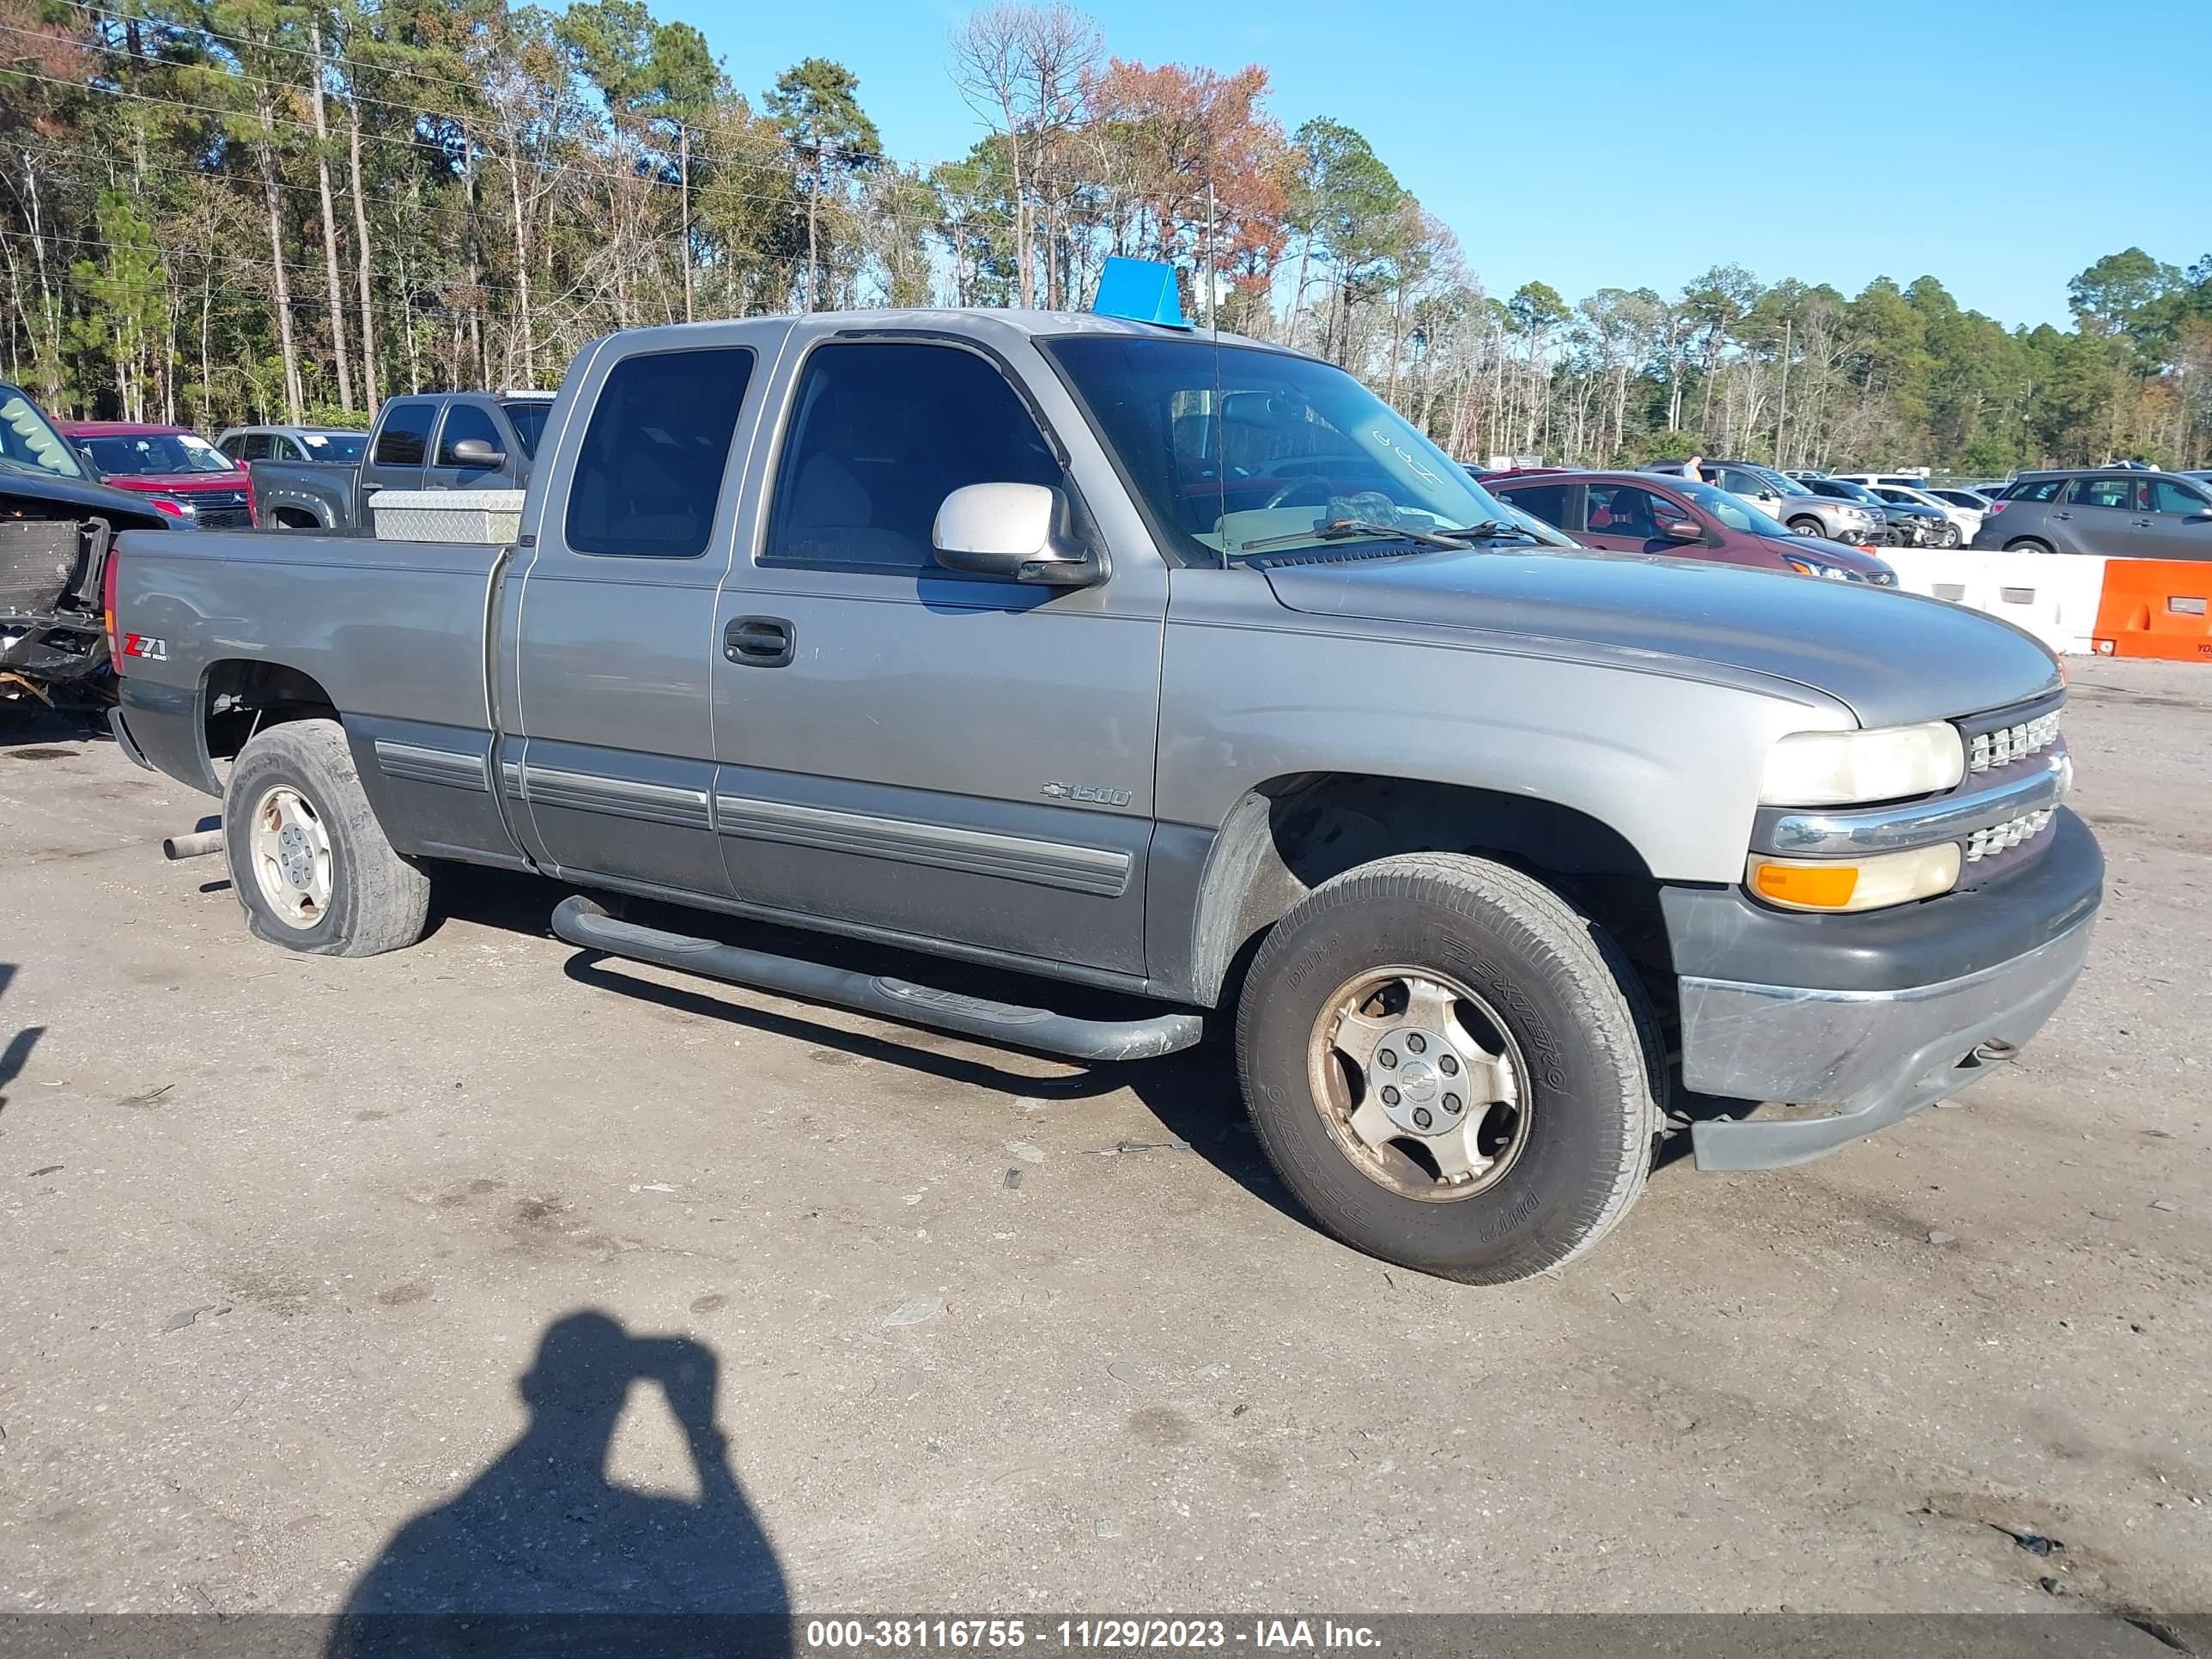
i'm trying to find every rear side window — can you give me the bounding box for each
[437,404,500,465]
[501,400,550,458]
[372,403,435,467]
[564,347,754,559]
[2068,476,2138,510]
[2008,477,2063,503]
[1501,483,1573,529]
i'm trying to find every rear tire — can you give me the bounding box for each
[222,718,429,957]
[1787,516,1827,540]
[1234,853,1660,1285]
[2004,537,2057,556]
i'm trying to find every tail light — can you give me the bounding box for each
[102,550,123,673]
[1986,501,2007,514]
[243,469,258,526]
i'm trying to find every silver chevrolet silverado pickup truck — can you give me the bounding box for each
[101,308,2101,1284]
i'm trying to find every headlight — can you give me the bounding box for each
[1747,843,1961,911]
[1781,554,1851,580]
[1759,721,1966,805]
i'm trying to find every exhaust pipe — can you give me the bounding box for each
[163,823,224,861]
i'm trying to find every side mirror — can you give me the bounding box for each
[932,483,1101,586]
[449,437,505,467]
[1662,517,1704,543]
[2191,507,2212,523]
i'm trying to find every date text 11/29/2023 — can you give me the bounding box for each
[802,1620,1382,1651]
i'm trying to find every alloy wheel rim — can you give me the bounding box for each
[1306,966,1530,1202]
[248,784,333,929]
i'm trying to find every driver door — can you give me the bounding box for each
[706,331,1168,979]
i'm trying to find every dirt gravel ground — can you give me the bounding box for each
[0,657,2206,1636]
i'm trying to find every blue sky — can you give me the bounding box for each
[661,0,2210,329]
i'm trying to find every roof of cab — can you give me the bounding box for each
[599,307,1305,358]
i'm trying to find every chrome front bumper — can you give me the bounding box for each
[1680,916,2095,1171]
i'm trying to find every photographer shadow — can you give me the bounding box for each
[329,1310,789,1657]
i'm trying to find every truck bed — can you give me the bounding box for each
[108,527,507,793]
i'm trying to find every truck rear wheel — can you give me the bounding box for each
[223,718,429,957]
[1235,853,1660,1284]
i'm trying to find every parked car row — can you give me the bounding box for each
[228,391,550,531]
[1479,468,1897,584]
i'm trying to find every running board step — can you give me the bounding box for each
[550,896,1203,1062]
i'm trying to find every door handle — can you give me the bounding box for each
[725,615,794,668]
[2051,511,2071,520]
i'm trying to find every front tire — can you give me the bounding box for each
[222,718,430,957]
[1235,854,1660,1284]
[1787,516,1827,540]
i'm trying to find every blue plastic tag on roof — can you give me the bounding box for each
[1091,257,1190,330]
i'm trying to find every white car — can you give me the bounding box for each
[1834,474,1980,547]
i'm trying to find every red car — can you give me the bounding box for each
[59,422,257,528]
[1485,470,1896,585]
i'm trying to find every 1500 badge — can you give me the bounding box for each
[1041,781,1132,806]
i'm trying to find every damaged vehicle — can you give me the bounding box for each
[2,383,184,716]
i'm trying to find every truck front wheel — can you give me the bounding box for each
[223,718,429,957]
[1235,853,1660,1284]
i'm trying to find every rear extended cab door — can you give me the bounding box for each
[357,398,436,516]
[500,329,779,898]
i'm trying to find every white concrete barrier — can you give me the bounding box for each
[1880,548,2108,656]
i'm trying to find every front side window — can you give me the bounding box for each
[1585,484,1673,538]
[564,347,753,559]
[763,342,1062,571]
[1042,335,1538,562]
[437,404,501,466]
[2148,479,2209,516]
[372,402,435,468]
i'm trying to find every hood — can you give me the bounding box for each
[1756,533,1892,578]
[0,463,180,530]
[100,471,246,494]
[1260,547,2059,728]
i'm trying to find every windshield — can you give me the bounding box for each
[1822,478,1883,506]
[1674,480,1797,538]
[81,431,238,477]
[501,400,550,459]
[1042,336,1555,561]
[0,388,87,479]
[302,431,367,463]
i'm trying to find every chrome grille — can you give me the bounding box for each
[1968,710,2061,773]
[1966,807,2056,863]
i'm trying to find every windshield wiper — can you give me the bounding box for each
[1236,517,1479,554]
[1435,519,1537,543]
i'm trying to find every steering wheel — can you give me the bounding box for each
[1261,477,1334,510]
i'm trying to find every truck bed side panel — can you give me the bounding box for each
[112,529,526,867]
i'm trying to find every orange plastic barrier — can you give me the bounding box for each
[2091,559,2212,662]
